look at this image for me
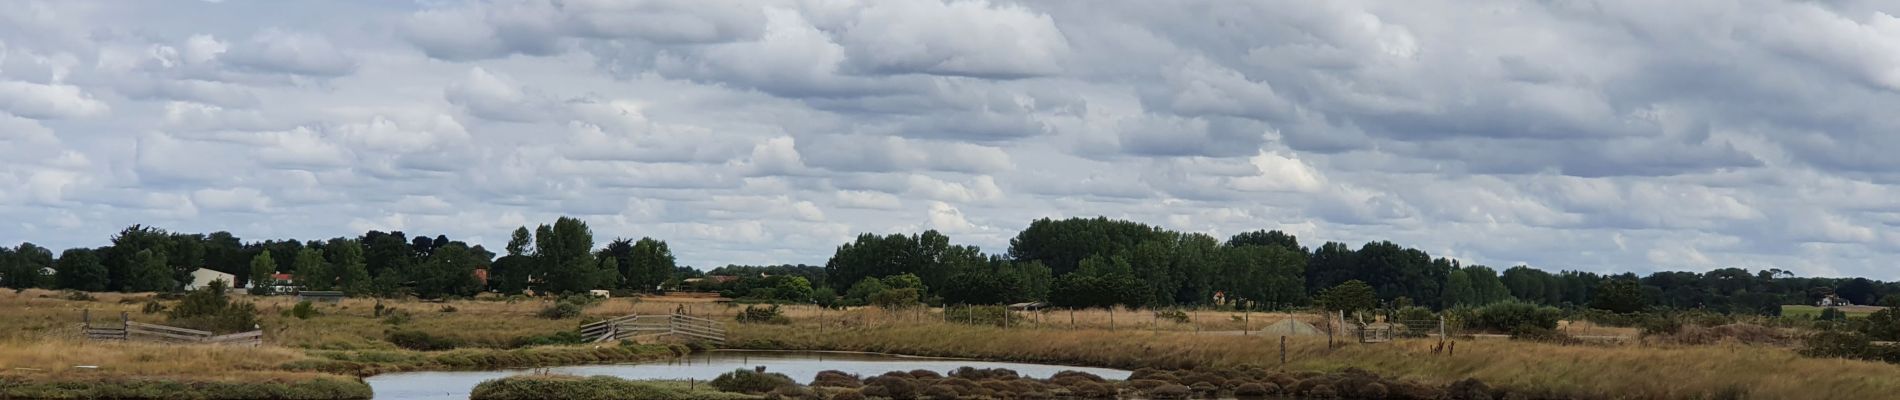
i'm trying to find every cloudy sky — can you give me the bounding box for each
[2,0,1899,278]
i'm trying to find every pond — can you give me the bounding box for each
[365,350,1132,400]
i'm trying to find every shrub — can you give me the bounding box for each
[737,305,791,324]
[1234,382,1273,397]
[140,300,166,314]
[812,370,863,388]
[386,330,463,351]
[64,291,95,301]
[1153,310,1190,324]
[165,280,260,333]
[1470,301,1560,333]
[1393,306,1435,323]
[1637,314,1682,336]
[1149,384,1191,400]
[923,384,959,400]
[290,301,319,319]
[539,302,583,319]
[509,331,585,348]
[870,288,923,309]
[440,305,459,313]
[864,376,918,400]
[711,368,796,394]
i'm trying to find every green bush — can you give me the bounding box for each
[510,331,586,348]
[1469,301,1560,333]
[387,330,464,351]
[736,305,790,324]
[471,375,755,400]
[291,301,319,319]
[870,288,923,309]
[710,368,796,394]
[165,280,261,333]
[140,300,166,314]
[1393,306,1435,322]
[1637,314,1682,336]
[539,302,583,319]
[1819,307,1847,321]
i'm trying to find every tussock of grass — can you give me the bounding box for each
[729,320,1900,399]
[286,343,688,376]
[0,376,371,400]
[470,375,759,400]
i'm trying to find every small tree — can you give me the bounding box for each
[248,251,276,295]
[1589,279,1647,314]
[125,249,175,293]
[293,248,332,291]
[1317,280,1376,317]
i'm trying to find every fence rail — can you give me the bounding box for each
[80,310,262,346]
[580,312,727,344]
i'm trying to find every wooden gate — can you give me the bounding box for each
[580,312,727,345]
[81,310,262,346]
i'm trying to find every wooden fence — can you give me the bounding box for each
[81,310,263,346]
[580,312,727,345]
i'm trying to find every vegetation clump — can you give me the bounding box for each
[710,368,797,394]
[471,375,755,400]
[165,279,260,333]
[737,305,790,324]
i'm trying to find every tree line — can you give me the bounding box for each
[816,217,1900,314]
[4,215,1897,314]
[0,217,676,299]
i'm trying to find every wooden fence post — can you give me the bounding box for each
[1280,336,1287,368]
[1243,308,1250,336]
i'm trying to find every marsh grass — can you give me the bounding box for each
[728,318,1900,399]
[470,375,759,400]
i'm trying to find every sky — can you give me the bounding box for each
[2,0,1899,278]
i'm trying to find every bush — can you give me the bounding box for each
[864,376,918,400]
[870,288,923,309]
[64,291,95,301]
[737,305,791,324]
[812,370,863,388]
[1470,301,1560,333]
[165,280,260,333]
[1393,306,1435,323]
[509,331,585,348]
[539,302,583,319]
[440,305,459,313]
[471,374,755,400]
[382,310,413,325]
[386,330,463,351]
[1148,384,1191,400]
[140,300,166,314]
[711,368,797,394]
[1637,314,1682,336]
[290,301,319,319]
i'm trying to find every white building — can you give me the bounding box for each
[185,268,237,291]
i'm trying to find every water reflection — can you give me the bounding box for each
[365,350,1131,400]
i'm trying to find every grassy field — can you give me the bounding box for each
[7,289,1900,399]
[1782,304,1886,318]
[727,308,1900,400]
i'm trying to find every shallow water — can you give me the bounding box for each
[364,350,1132,400]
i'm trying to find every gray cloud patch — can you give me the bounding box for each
[2,0,1900,279]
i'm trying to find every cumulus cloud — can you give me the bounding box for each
[6,0,1900,279]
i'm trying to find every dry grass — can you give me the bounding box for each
[727,315,1900,399]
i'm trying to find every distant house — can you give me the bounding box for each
[185,268,236,291]
[268,273,298,295]
[1819,295,1854,307]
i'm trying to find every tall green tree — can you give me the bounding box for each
[125,249,175,293]
[293,248,331,291]
[415,243,482,298]
[248,251,276,295]
[1443,268,1475,307]
[1317,280,1377,316]
[629,238,676,291]
[2,243,54,289]
[55,248,107,292]
[535,217,601,294]
[104,225,174,292]
[1590,279,1648,313]
[327,239,371,296]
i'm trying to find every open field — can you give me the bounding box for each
[1782,304,1886,318]
[6,289,1900,399]
[728,316,1900,399]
